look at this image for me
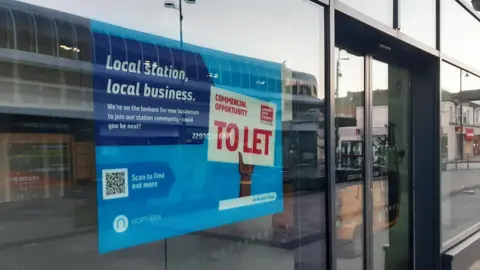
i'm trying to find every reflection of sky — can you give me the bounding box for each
[442,0,480,72]
[17,0,480,98]
[334,48,389,96]
[401,0,436,47]
[334,48,364,94]
[443,62,480,94]
[18,0,324,98]
[339,0,393,26]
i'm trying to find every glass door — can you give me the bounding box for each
[335,47,365,270]
[334,48,411,270]
[367,55,411,270]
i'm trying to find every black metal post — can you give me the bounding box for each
[460,70,463,160]
[179,0,183,50]
[335,57,340,167]
[393,0,400,29]
[325,1,337,269]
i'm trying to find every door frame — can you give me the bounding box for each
[364,52,412,270]
[332,8,441,269]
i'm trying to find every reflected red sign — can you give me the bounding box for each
[9,171,44,187]
[465,128,475,141]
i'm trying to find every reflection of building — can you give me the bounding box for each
[441,90,480,160]
[0,114,94,203]
[338,89,480,162]
[0,1,326,204]
[282,71,325,190]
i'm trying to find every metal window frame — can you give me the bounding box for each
[364,54,374,270]
[327,0,446,269]
[455,0,480,23]
[309,0,329,5]
[393,0,400,29]
[325,1,337,269]
[435,0,444,265]
[334,0,440,58]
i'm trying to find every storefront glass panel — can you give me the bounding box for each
[442,61,480,245]
[0,0,327,269]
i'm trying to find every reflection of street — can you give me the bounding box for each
[2,169,477,269]
[335,178,394,270]
[0,227,322,270]
[337,229,389,270]
[0,191,327,270]
[0,199,80,247]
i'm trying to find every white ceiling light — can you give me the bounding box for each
[60,45,80,52]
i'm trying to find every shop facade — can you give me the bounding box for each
[0,0,478,270]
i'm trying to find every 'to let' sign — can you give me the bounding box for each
[207,87,276,167]
[213,120,272,156]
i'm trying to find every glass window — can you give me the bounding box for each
[17,63,61,85]
[0,0,327,269]
[0,61,14,103]
[400,0,436,47]
[442,0,480,71]
[451,105,455,123]
[338,0,393,26]
[441,61,480,244]
[0,8,14,49]
[63,70,85,107]
[56,19,77,59]
[75,24,93,62]
[12,10,34,52]
[125,38,143,65]
[35,14,55,56]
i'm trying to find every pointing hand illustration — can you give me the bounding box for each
[238,152,254,197]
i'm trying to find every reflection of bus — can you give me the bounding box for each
[290,71,318,97]
[339,140,363,169]
[273,70,325,240]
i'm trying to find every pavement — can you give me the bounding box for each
[0,169,479,270]
[442,169,480,241]
[337,230,390,270]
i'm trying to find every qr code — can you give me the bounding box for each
[102,168,129,200]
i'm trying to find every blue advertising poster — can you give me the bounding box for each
[92,21,284,254]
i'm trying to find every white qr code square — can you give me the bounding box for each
[102,168,129,200]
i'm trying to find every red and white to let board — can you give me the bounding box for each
[207,87,276,167]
